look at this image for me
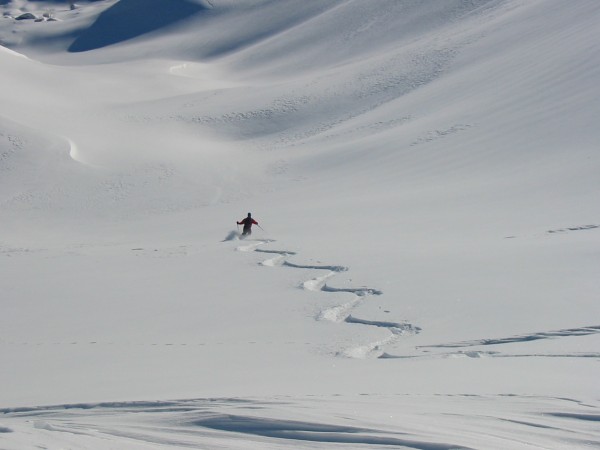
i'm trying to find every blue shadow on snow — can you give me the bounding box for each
[69,0,209,52]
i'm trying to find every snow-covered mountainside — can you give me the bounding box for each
[1,1,599,448]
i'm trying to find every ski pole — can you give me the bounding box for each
[257,224,266,233]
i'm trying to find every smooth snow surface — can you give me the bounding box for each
[1,0,599,448]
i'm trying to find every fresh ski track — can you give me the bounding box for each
[381,325,600,360]
[233,239,600,361]
[418,325,600,349]
[234,238,420,359]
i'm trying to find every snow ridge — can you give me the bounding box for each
[3,395,599,450]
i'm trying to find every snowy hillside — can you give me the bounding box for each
[1,0,599,448]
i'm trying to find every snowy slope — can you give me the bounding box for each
[1,0,599,448]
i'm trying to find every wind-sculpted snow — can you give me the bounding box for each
[548,412,600,422]
[193,414,472,449]
[2,395,599,450]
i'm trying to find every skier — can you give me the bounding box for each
[237,212,258,236]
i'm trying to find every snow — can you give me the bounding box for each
[1,0,599,448]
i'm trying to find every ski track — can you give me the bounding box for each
[234,238,420,359]
[547,224,599,234]
[380,325,600,360]
[232,239,599,360]
[418,325,600,349]
[380,351,600,360]
[235,238,275,253]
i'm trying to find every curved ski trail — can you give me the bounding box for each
[233,238,420,359]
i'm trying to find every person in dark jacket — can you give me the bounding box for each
[237,212,258,236]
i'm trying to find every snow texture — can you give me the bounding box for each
[1,0,599,448]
